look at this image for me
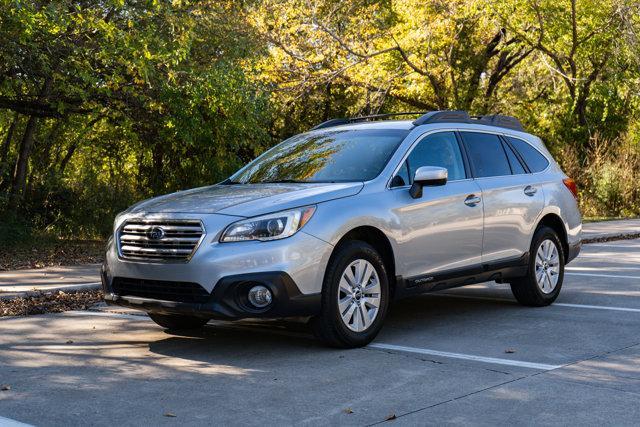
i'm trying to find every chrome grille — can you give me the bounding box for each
[118,220,204,262]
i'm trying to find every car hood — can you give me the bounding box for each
[129,182,364,217]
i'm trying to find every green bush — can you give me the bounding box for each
[561,134,640,219]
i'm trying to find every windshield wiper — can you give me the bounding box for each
[220,179,242,185]
[258,179,309,184]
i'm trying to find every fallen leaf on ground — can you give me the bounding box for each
[0,290,102,317]
[343,408,354,414]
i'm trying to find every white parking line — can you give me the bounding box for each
[554,303,640,313]
[573,253,640,259]
[434,293,640,314]
[368,343,562,370]
[568,266,640,272]
[565,272,640,280]
[0,416,34,427]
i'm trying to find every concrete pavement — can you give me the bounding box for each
[1,238,640,425]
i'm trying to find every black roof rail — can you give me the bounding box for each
[311,118,352,130]
[474,114,524,132]
[311,110,525,132]
[412,110,470,126]
[311,112,427,130]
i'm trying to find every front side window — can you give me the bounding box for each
[229,129,409,184]
[403,131,466,183]
[507,137,550,173]
[461,132,511,178]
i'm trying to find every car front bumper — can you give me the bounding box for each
[102,212,333,319]
[102,269,321,319]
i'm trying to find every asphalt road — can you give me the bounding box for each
[1,239,640,426]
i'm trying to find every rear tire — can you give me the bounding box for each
[148,313,209,330]
[510,226,564,307]
[310,241,389,348]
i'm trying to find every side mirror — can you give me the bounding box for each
[409,166,448,199]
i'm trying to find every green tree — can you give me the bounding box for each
[0,0,270,238]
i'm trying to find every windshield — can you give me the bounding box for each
[229,129,410,184]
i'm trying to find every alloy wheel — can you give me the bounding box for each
[535,239,560,294]
[337,259,381,332]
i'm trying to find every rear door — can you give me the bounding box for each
[389,131,484,279]
[459,131,544,265]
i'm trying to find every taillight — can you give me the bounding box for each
[563,178,578,200]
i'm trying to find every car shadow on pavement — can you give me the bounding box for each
[147,319,333,363]
[146,292,518,363]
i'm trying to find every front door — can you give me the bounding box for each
[390,131,484,280]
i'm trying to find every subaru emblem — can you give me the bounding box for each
[147,226,166,240]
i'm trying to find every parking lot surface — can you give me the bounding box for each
[1,239,640,426]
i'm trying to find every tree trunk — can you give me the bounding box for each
[1,112,18,166]
[150,141,165,194]
[58,142,77,175]
[0,112,19,190]
[322,83,332,121]
[11,114,39,197]
[10,77,53,200]
[56,115,101,174]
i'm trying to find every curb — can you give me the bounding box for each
[0,282,101,300]
[582,233,640,244]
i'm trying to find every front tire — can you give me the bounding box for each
[311,241,389,348]
[510,226,564,306]
[148,313,209,330]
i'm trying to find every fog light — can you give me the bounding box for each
[248,285,272,308]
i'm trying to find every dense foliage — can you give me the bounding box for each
[1,0,639,244]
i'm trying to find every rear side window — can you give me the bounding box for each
[506,137,550,173]
[460,132,511,178]
[503,142,527,174]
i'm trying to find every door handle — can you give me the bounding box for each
[464,194,481,206]
[524,185,537,196]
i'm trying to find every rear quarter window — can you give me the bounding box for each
[506,137,550,173]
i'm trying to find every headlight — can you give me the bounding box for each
[220,206,316,242]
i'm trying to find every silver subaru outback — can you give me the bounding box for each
[102,111,582,348]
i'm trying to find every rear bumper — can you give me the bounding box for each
[102,266,320,319]
[566,240,581,264]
